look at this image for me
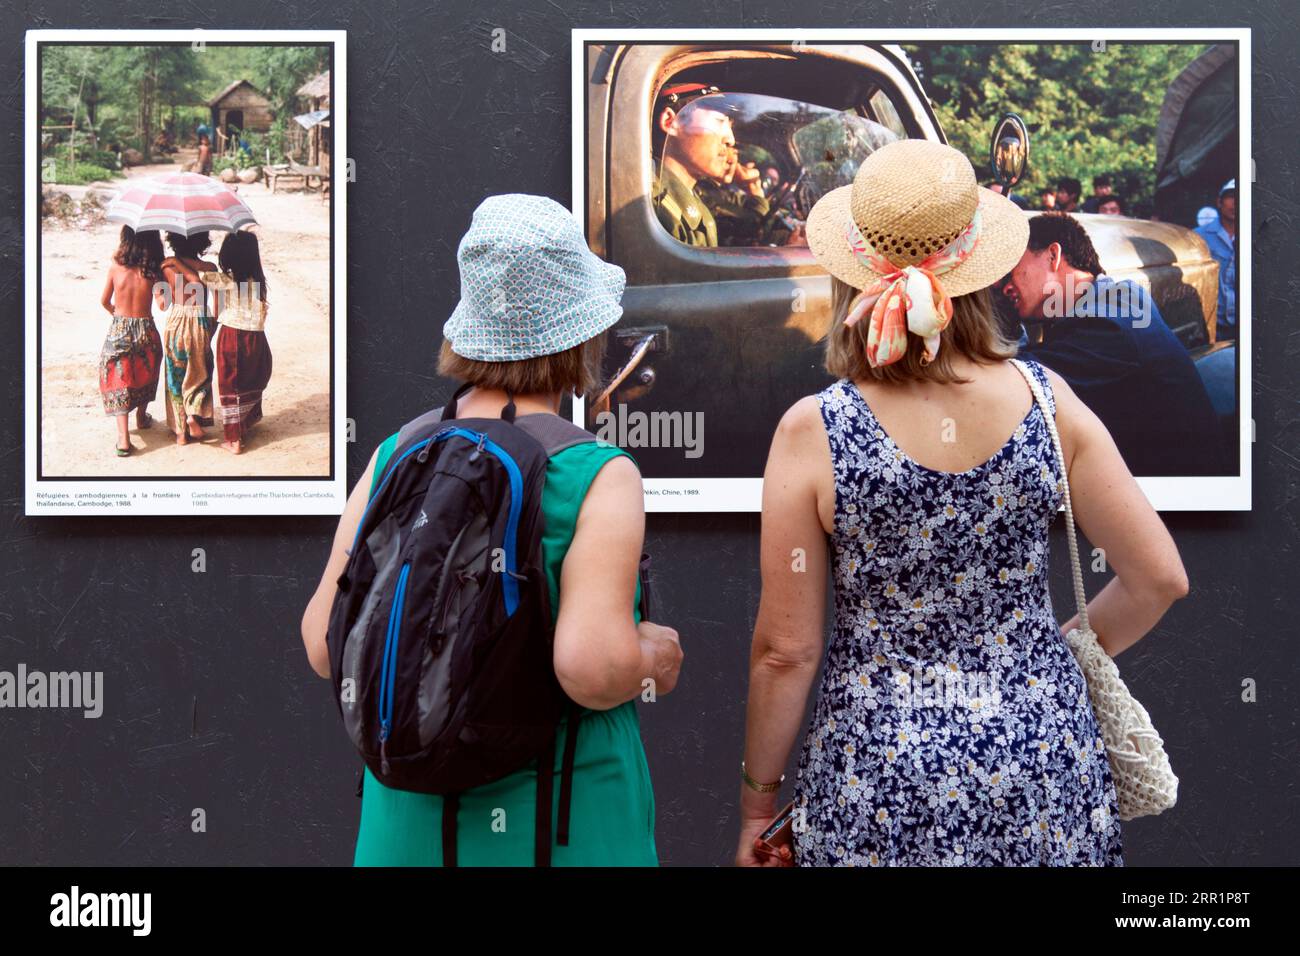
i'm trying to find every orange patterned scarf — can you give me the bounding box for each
[843,208,982,367]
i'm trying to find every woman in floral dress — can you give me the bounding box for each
[736,141,1189,867]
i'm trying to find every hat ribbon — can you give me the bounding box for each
[843,206,982,367]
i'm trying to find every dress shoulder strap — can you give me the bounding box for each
[1020,358,1057,417]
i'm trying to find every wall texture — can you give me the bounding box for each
[2,0,1295,867]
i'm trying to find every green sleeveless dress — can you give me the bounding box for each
[351,428,658,866]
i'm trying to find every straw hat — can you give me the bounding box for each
[806,139,1028,298]
[443,194,626,362]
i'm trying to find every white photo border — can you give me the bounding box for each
[24,28,348,516]
[570,27,1252,513]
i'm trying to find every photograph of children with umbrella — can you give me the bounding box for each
[27,31,347,515]
[102,171,262,454]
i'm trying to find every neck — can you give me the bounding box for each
[452,386,563,419]
[1039,269,1097,320]
[661,153,697,190]
[1221,218,1236,237]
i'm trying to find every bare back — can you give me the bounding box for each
[107,262,157,317]
[161,256,216,311]
[852,356,1037,477]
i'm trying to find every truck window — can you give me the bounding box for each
[869,87,908,140]
[651,90,901,249]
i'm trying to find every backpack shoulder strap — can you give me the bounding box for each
[394,406,446,450]
[513,413,601,458]
[368,431,402,499]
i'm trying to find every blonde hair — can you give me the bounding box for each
[823,276,1017,384]
[437,333,607,397]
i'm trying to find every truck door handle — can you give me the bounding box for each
[594,333,657,408]
[587,326,669,423]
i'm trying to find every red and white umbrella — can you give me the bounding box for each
[105,172,258,236]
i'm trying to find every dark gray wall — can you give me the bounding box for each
[2,0,1295,867]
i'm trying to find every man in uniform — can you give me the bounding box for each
[651,86,747,247]
[693,144,772,246]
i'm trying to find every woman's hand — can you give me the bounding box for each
[735,798,794,867]
[736,397,831,866]
[637,620,683,697]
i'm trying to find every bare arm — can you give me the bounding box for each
[300,443,380,678]
[1048,369,1189,657]
[737,396,831,863]
[101,268,115,315]
[552,455,682,710]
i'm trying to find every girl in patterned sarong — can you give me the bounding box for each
[161,232,218,445]
[99,226,166,456]
[210,230,273,454]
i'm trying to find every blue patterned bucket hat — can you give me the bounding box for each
[443,194,626,361]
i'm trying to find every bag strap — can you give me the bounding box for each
[1009,359,1091,635]
[440,383,517,423]
[442,793,460,867]
[555,701,583,848]
[534,733,556,866]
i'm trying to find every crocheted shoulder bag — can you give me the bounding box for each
[1011,358,1180,820]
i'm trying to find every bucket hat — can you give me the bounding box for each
[806,140,1029,367]
[443,194,626,362]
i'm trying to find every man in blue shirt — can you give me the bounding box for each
[1001,213,1225,476]
[1195,180,1237,341]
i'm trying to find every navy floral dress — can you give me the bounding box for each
[793,359,1123,866]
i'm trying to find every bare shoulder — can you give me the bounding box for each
[1035,362,1108,462]
[775,394,826,444]
[1038,364,1091,426]
[582,453,644,510]
[1038,364,1076,407]
[590,451,642,485]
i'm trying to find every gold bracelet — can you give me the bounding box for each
[741,761,784,793]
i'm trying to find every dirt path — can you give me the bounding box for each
[39,156,334,478]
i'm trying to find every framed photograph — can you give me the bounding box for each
[25,28,347,516]
[572,28,1250,512]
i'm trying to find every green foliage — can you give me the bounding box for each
[239,129,283,166]
[903,43,1208,214]
[80,149,121,170]
[39,42,328,160]
[211,147,259,175]
[43,159,123,185]
[195,45,329,118]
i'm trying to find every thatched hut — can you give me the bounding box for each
[207,80,274,150]
[295,71,331,172]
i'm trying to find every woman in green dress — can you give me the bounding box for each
[300,194,683,866]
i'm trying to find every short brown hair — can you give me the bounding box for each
[824,276,1017,384]
[1027,212,1104,276]
[437,333,607,397]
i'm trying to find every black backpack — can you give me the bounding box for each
[326,384,620,866]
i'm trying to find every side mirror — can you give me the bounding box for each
[989,113,1029,189]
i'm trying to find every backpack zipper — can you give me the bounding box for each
[424,428,525,615]
[377,560,411,775]
[437,570,474,647]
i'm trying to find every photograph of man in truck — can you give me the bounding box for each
[1004,212,1227,477]
[579,36,1243,507]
